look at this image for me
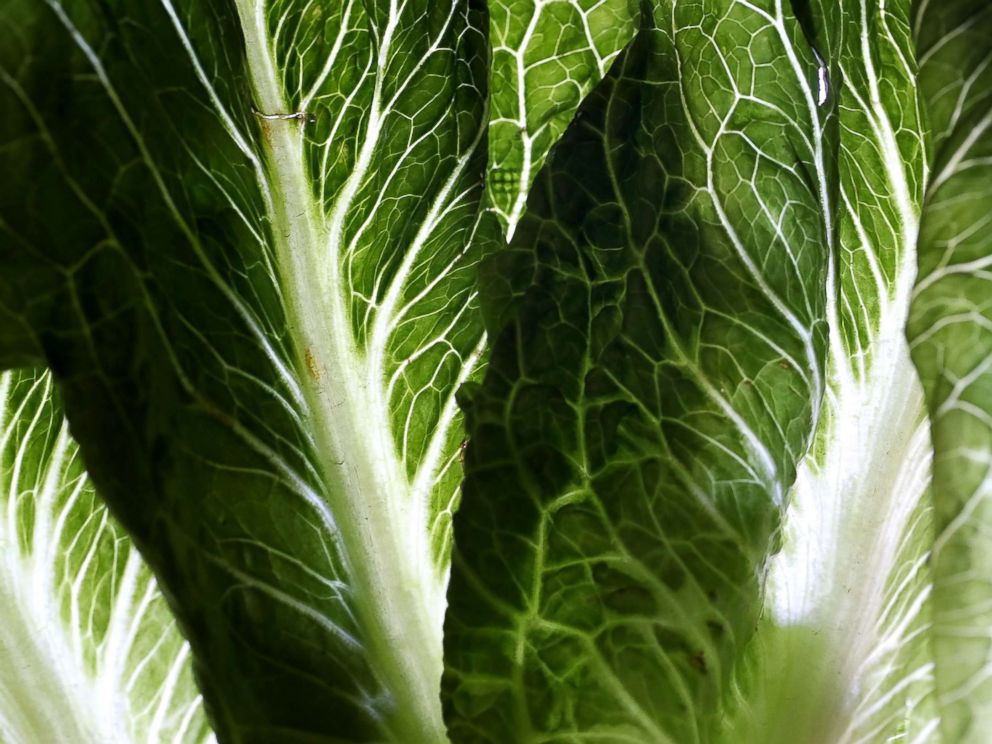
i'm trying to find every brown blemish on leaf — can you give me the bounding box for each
[305,347,320,383]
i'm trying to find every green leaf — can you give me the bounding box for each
[908,1,992,740]
[0,0,488,740]
[0,368,212,744]
[444,2,833,740]
[486,0,638,236]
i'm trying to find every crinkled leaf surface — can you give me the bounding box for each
[0,0,488,741]
[0,368,212,744]
[908,0,992,740]
[444,2,831,740]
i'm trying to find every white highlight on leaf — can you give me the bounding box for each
[812,47,829,106]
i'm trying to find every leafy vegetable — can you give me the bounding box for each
[0,0,991,743]
[446,2,832,739]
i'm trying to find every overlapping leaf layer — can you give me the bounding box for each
[909,1,992,740]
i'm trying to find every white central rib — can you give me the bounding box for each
[235,3,448,741]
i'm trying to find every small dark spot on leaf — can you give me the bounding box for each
[689,651,707,674]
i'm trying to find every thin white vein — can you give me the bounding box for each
[714,309,810,387]
[323,6,399,274]
[4,374,49,542]
[0,374,11,449]
[878,0,916,82]
[503,4,542,238]
[393,323,467,465]
[931,107,992,192]
[935,353,992,419]
[682,11,824,405]
[96,550,143,716]
[410,334,485,504]
[211,558,361,651]
[909,719,942,744]
[709,125,820,349]
[29,422,72,615]
[840,187,889,311]
[917,10,985,69]
[381,3,460,116]
[368,137,482,369]
[174,311,313,445]
[856,0,921,252]
[207,414,336,535]
[172,695,205,744]
[125,610,176,696]
[67,509,110,660]
[383,291,471,410]
[349,129,467,315]
[382,188,480,328]
[145,643,191,744]
[767,0,841,399]
[316,53,374,208]
[945,52,992,140]
[698,182,809,486]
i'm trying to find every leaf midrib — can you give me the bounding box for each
[235,3,448,741]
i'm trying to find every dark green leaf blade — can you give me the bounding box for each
[443,2,831,740]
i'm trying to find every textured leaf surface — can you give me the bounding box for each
[0,369,212,744]
[486,0,638,236]
[0,0,487,740]
[908,1,992,740]
[444,2,832,740]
